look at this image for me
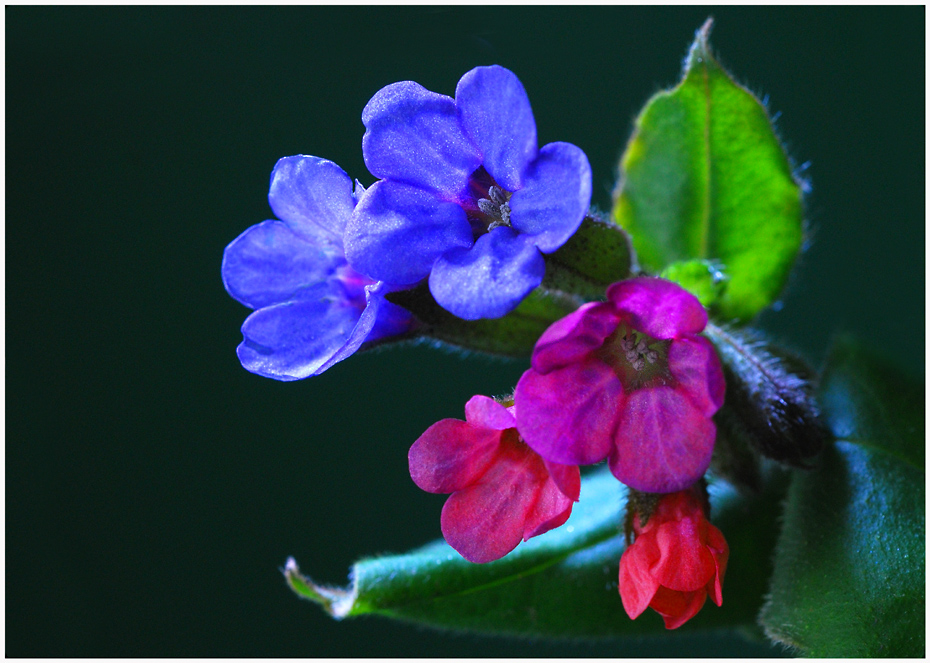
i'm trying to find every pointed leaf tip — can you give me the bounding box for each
[285,468,790,640]
[283,557,358,619]
[687,18,715,68]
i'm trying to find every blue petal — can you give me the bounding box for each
[314,282,415,374]
[429,226,544,320]
[268,156,355,244]
[236,289,362,381]
[222,220,343,310]
[456,65,537,192]
[345,179,473,285]
[509,142,592,253]
[364,282,417,344]
[362,81,481,196]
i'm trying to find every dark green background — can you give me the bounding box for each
[7,6,923,657]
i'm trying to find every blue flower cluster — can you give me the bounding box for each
[223,65,592,380]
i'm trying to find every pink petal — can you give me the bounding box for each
[439,440,543,563]
[702,521,729,606]
[515,359,623,466]
[668,336,726,416]
[441,487,527,563]
[464,394,517,431]
[522,474,575,540]
[530,302,619,374]
[608,386,716,493]
[618,533,662,619]
[650,586,708,630]
[606,277,707,339]
[543,459,581,502]
[408,419,500,494]
[651,517,717,592]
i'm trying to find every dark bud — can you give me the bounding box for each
[705,323,832,469]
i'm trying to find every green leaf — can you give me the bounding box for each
[612,19,803,322]
[386,283,578,358]
[285,467,788,640]
[760,338,925,656]
[660,259,728,309]
[543,213,634,300]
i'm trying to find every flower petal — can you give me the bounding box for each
[606,277,707,339]
[618,534,662,619]
[702,520,729,606]
[429,226,544,320]
[345,180,473,285]
[312,281,415,375]
[362,80,481,195]
[222,220,342,309]
[522,474,574,540]
[668,336,726,416]
[439,439,543,563]
[361,282,416,344]
[515,359,622,466]
[652,517,717,592]
[650,586,708,630]
[456,65,537,192]
[464,394,517,431]
[236,291,361,381]
[543,460,581,502]
[529,301,620,374]
[608,386,716,492]
[408,419,501,494]
[267,156,355,244]
[509,142,592,253]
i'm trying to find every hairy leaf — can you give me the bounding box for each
[760,338,925,656]
[286,467,787,640]
[543,213,634,300]
[612,19,803,322]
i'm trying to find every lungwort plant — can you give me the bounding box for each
[222,20,924,656]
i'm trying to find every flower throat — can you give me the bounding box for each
[465,166,513,239]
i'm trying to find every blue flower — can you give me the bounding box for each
[222,156,415,381]
[344,65,592,321]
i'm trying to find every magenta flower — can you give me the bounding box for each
[514,277,725,493]
[344,65,592,320]
[408,395,580,563]
[222,156,415,381]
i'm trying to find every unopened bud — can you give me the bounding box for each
[704,323,831,468]
[624,480,710,544]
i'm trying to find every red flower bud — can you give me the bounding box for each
[618,486,728,629]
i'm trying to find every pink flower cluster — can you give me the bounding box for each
[408,276,728,628]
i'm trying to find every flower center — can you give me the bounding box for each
[621,333,659,371]
[477,185,511,230]
[597,325,675,391]
[465,167,513,239]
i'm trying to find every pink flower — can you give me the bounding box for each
[514,277,725,493]
[617,487,729,629]
[408,395,580,563]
